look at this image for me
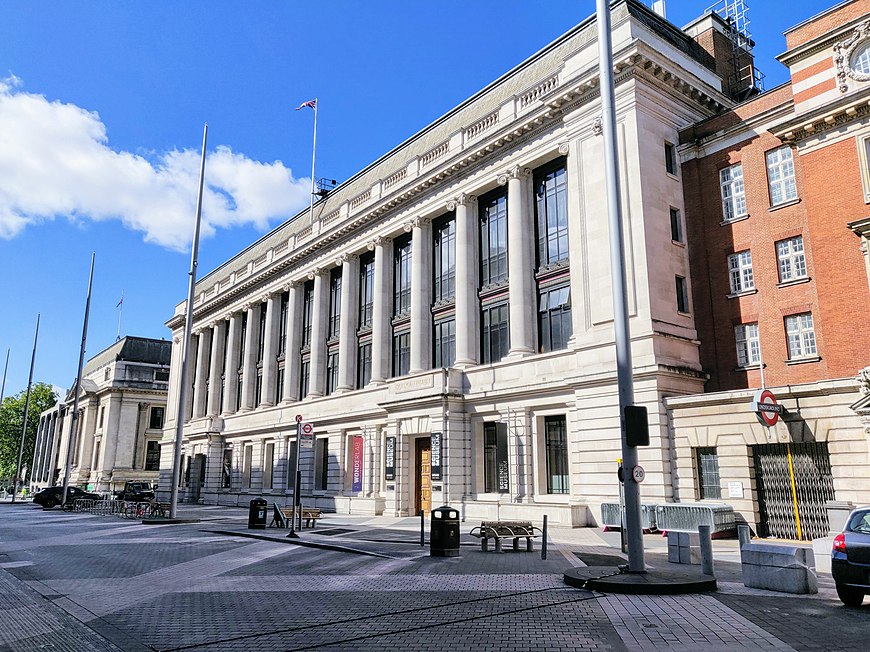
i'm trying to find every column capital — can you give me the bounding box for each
[558,142,570,155]
[498,165,531,186]
[403,216,430,233]
[447,193,476,211]
[260,293,271,304]
[367,236,392,251]
[334,252,358,267]
[282,281,297,292]
[307,268,326,280]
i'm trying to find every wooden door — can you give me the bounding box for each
[416,439,432,515]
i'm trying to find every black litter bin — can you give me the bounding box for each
[430,505,460,557]
[248,497,268,529]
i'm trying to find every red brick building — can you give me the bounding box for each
[667,0,870,540]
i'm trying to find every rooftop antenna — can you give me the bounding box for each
[707,0,764,98]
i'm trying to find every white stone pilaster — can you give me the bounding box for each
[282,283,302,403]
[409,218,432,374]
[337,255,360,391]
[370,237,393,384]
[192,328,211,419]
[206,321,226,417]
[502,165,535,356]
[450,194,478,367]
[262,293,281,406]
[222,313,242,415]
[241,304,260,410]
[308,270,328,398]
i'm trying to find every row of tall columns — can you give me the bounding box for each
[181,162,546,423]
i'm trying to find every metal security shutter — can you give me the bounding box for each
[753,442,835,540]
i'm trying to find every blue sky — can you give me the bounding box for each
[0,0,834,397]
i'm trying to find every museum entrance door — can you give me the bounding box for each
[415,438,431,516]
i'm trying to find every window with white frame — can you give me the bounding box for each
[734,323,760,367]
[776,236,807,282]
[720,163,747,221]
[852,42,870,75]
[728,250,755,293]
[785,313,817,359]
[766,147,797,206]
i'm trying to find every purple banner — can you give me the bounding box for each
[351,436,364,492]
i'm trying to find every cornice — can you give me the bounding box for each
[773,92,870,143]
[172,50,729,330]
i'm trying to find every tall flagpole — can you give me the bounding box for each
[12,315,39,503]
[597,0,644,573]
[0,348,9,405]
[61,253,95,508]
[116,291,124,342]
[170,123,208,520]
[308,98,318,224]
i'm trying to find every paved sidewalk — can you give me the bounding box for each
[1,502,866,651]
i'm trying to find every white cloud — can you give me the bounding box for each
[0,77,310,250]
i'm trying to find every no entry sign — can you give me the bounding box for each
[753,389,782,427]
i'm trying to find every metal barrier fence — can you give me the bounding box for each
[70,499,161,519]
[600,503,659,530]
[654,503,736,534]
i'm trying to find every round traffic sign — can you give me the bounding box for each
[301,422,314,435]
[632,465,645,484]
[295,414,303,423]
[753,389,781,427]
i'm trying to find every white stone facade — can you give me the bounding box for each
[161,1,727,525]
[31,337,171,494]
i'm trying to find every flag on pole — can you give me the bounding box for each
[116,292,124,308]
[295,99,317,110]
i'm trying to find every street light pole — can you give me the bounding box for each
[596,0,645,573]
[12,314,39,503]
[170,123,208,520]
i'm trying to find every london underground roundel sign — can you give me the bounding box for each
[753,389,782,427]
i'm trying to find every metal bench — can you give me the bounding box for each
[270,504,322,529]
[469,520,542,552]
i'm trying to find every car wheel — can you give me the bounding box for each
[43,498,56,509]
[836,583,865,607]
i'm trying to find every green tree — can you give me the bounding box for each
[0,383,58,484]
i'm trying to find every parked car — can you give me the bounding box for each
[113,481,155,502]
[32,486,101,509]
[831,506,870,607]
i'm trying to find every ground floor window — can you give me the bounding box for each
[695,447,721,499]
[264,442,274,490]
[242,445,253,488]
[544,415,569,494]
[222,448,233,488]
[145,441,160,471]
[315,438,329,491]
[286,440,297,491]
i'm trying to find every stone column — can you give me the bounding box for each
[206,321,226,417]
[183,334,197,422]
[450,194,478,367]
[241,304,260,410]
[192,328,212,419]
[337,255,360,392]
[409,218,432,374]
[501,164,535,356]
[307,270,328,398]
[222,312,242,415]
[282,282,302,403]
[261,293,281,406]
[369,237,393,384]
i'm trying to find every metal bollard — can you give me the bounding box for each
[698,524,714,577]
[738,524,751,561]
[541,515,548,561]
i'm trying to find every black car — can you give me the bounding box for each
[832,506,870,607]
[32,486,101,509]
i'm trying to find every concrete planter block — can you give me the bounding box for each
[741,542,818,594]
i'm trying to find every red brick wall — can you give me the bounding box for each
[799,138,870,378]
[683,131,827,392]
[785,0,870,49]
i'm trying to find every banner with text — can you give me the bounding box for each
[384,436,396,481]
[430,432,442,481]
[351,436,364,492]
[496,422,509,493]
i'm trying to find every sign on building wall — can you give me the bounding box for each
[430,432,442,481]
[351,436,364,492]
[496,422,509,494]
[384,436,396,481]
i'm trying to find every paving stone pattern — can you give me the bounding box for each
[1,503,865,652]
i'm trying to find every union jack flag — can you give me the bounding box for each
[295,99,317,110]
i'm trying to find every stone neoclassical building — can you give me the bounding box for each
[160,0,737,525]
[30,337,171,494]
